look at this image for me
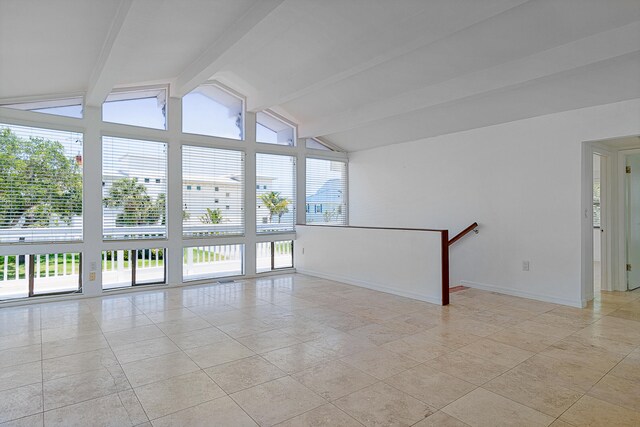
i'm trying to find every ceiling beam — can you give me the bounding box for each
[172,0,284,98]
[85,0,134,107]
[299,22,640,138]
[246,0,530,112]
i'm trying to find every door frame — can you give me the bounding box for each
[618,148,640,290]
[582,141,621,305]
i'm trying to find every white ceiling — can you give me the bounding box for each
[1,0,639,152]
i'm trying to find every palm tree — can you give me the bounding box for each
[103,178,164,226]
[199,207,223,224]
[260,191,290,223]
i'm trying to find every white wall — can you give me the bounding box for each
[349,99,640,307]
[295,225,445,304]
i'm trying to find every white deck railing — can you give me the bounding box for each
[1,223,294,243]
[0,253,81,300]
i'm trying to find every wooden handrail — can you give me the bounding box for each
[448,222,478,246]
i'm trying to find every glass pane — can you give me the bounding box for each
[306,158,347,225]
[0,254,28,300]
[135,248,165,285]
[102,250,133,290]
[0,124,83,243]
[256,153,296,233]
[256,111,295,146]
[182,146,244,237]
[305,138,331,151]
[1,97,83,118]
[256,241,293,272]
[273,241,293,269]
[103,88,166,130]
[256,242,272,273]
[182,85,243,140]
[32,252,81,295]
[183,245,244,281]
[102,136,167,240]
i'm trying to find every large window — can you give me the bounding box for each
[102,136,167,240]
[0,84,349,299]
[182,84,244,140]
[0,124,83,243]
[256,111,295,146]
[256,153,296,233]
[182,145,244,237]
[103,88,167,130]
[306,158,347,225]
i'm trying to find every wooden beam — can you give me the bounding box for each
[173,0,284,98]
[85,0,134,107]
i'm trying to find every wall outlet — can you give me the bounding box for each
[522,261,530,271]
[90,262,97,271]
[89,271,96,281]
[302,247,305,255]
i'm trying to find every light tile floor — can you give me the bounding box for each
[0,274,639,426]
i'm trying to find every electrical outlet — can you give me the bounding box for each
[302,247,305,255]
[522,261,530,271]
[89,272,96,281]
[90,262,97,271]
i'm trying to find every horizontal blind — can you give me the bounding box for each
[306,158,347,225]
[256,153,296,233]
[0,123,83,243]
[182,145,245,237]
[102,136,167,240]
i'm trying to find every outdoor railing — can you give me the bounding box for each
[183,244,244,281]
[0,252,81,300]
[0,222,294,243]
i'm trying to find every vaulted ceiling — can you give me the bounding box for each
[1,0,639,152]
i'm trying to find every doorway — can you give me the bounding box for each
[625,152,640,290]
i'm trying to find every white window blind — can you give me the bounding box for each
[102,136,167,240]
[0,123,83,243]
[256,153,296,233]
[306,158,347,225]
[182,145,245,237]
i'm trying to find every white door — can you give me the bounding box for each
[627,153,640,290]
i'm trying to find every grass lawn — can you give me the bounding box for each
[0,254,81,281]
